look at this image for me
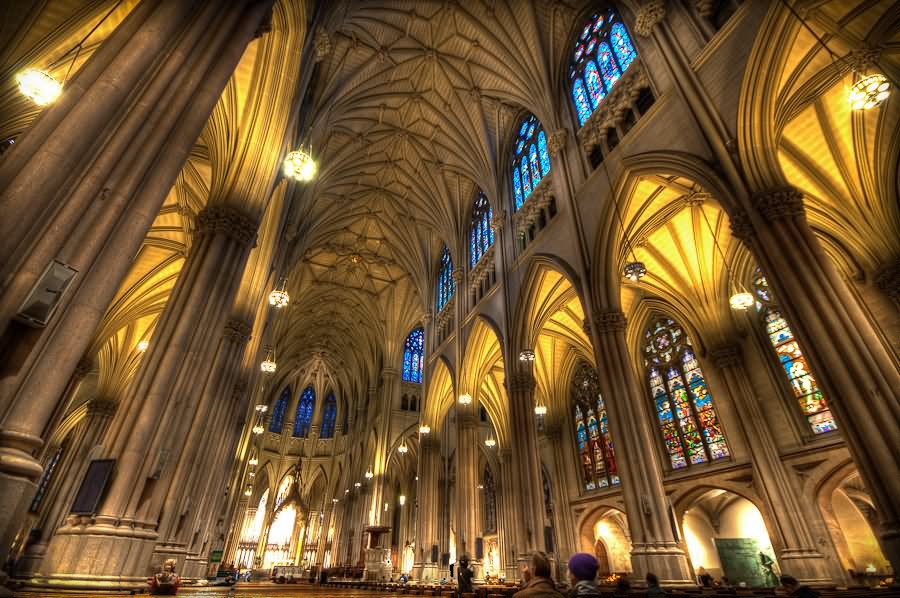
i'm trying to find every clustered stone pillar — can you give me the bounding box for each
[455,410,481,576]
[587,310,694,585]
[36,205,259,587]
[413,436,440,580]
[731,187,900,573]
[506,369,547,559]
[0,0,273,569]
[709,344,831,584]
[496,448,520,581]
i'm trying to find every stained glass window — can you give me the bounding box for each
[643,317,729,469]
[320,392,337,438]
[402,327,425,383]
[293,386,315,437]
[572,78,593,125]
[572,363,619,490]
[269,387,290,433]
[436,245,454,312]
[483,467,497,533]
[470,192,494,267]
[511,114,550,210]
[569,9,637,127]
[752,270,836,434]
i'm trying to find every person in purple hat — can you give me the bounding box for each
[567,553,602,597]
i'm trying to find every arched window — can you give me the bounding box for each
[320,391,337,438]
[293,386,316,437]
[469,192,495,267]
[752,270,836,434]
[402,327,425,383]
[436,245,454,311]
[643,317,729,469]
[569,9,637,126]
[483,466,497,534]
[572,363,619,490]
[269,387,290,433]
[511,114,551,210]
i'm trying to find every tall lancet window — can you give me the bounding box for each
[469,192,495,267]
[511,114,550,210]
[402,327,425,383]
[570,9,637,126]
[320,391,337,438]
[293,386,316,437]
[436,245,454,311]
[269,387,290,433]
[643,317,729,469]
[483,466,497,534]
[572,363,619,490]
[752,269,836,434]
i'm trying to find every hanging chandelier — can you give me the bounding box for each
[398,441,409,454]
[419,424,431,435]
[248,455,258,466]
[16,69,62,106]
[399,495,406,506]
[519,349,535,362]
[354,481,362,488]
[244,485,252,496]
[729,291,755,311]
[268,278,290,308]
[623,261,647,282]
[260,348,277,373]
[283,146,317,182]
[252,424,264,435]
[484,435,497,448]
[137,339,149,352]
[534,403,548,416]
[364,470,374,479]
[849,74,890,110]
[458,393,472,405]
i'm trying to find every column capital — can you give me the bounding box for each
[87,397,117,417]
[196,205,257,246]
[490,209,507,232]
[547,129,568,157]
[224,318,252,343]
[589,310,627,334]
[729,205,755,243]
[382,367,399,380]
[633,0,667,37]
[452,270,464,285]
[752,186,806,222]
[508,372,536,394]
[708,344,742,369]
[74,355,96,379]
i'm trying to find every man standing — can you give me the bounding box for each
[513,552,564,598]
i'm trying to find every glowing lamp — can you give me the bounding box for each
[519,350,535,362]
[623,261,647,282]
[255,404,268,413]
[398,442,408,454]
[248,471,255,478]
[137,339,149,352]
[252,424,264,435]
[283,148,317,182]
[484,436,496,448]
[332,498,339,503]
[534,404,548,416]
[244,486,252,496]
[729,291,754,311]
[476,484,484,490]
[419,424,431,435]
[268,281,290,308]
[399,495,406,506]
[849,74,890,110]
[458,393,472,405]
[260,350,277,373]
[354,482,362,488]
[364,470,374,479]
[16,69,62,106]
[248,456,258,466]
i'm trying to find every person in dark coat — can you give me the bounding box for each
[567,553,602,597]
[458,555,474,596]
[514,551,565,598]
[780,575,820,598]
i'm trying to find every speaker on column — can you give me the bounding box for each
[431,544,438,563]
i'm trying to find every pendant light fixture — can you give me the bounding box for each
[398,440,409,454]
[601,157,646,282]
[691,193,753,311]
[283,146,318,182]
[268,278,290,308]
[260,346,277,372]
[458,393,472,405]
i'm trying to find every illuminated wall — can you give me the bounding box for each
[832,490,889,574]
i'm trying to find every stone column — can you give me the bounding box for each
[506,369,546,558]
[544,424,578,565]
[455,411,481,576]
[709,344,831,584]
[585,310,695,585]
[731,187,900,572]
[413,436,439,580]
[0,0,272,567]
[496,448,520,581]
[36,205,259,589]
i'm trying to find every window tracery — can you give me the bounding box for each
[572,363,619,490]
[511,114,551,210]
[469,192,494,267]
[293,386,316,437]
[402,327,425,383]
[320,391,337,438]
[436,245,454,311]
[269,387,290,433]
[642,317,729,468]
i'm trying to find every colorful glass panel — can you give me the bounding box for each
[320,392,337,438]
[513,168,523,209]
[510,114,549,210]
[528,144,541,189]
[643,318,729,469]
[753,270,836,434]
[470,192,494,267]
[436,245,454,312]
[293,386,315,437]
[569,9,636,126]
[402,327,425,383]
[269,387,290,433]
[538,130,551,176]
[572,364,619,490]
[520,157,532,197]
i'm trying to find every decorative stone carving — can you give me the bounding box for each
[513,180,555,238]
[547,129,568,157]
[728,205,755,243]
[87,397,117,418]
[709,344,742,369]
[633,0,667,37]
[844,48,882,72]
[752,187,806,222]
[468,245,495,292]
[577,60,650,152]
[74,356,95,379]
[196,205,257,246]
[224,318,252,344]
[683,191,710,207]
[694,0,715,18]
[490,209,506,232]
[451,270,463,286]
[508,372,536,394]
[591,310,627,334]
[874,258,900,303]
[314,27,332,62]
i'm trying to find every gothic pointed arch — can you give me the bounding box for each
[402,327,425,384]
[293,385,316,437]
[511,114,551,210]
[320,390,337,438]
[436,244,454,312]
[469,191,494,267]
[269,386,290,433]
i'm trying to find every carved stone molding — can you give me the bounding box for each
[508,372,536,394]
[490,209,506,232]
[87,397,117,417]
[728,205,755,244]
[709,344,742,369]
[224,318,252,344]
[314,27,332,63]
[74,356,95,380]
[196,205,257,246]
[591,310,627,334]
[469,245,495,291]
[513,179,555,238]
[547,129,568,157]
[694,0,715,18]
[752,187,806,222]
[451,270,464,285]
[577,60,650,152]
[874,257,900,303]
[633,0,667,37]
[845,48,882,72]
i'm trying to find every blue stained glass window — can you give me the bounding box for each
[538,131,551,176]
[511,114,550,210]
[569,9,637,126]
[584,60,605,108]
[470,192,494,267]
[402,327,425,383]
[572,78,592,125]
[436,246,454,312]
[572,364,618,491]
[320,392,337,438]
[293,386,315,437]
[269,387,290,433]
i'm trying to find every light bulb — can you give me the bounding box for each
[484,436,496,448]
[534,404,548,416]
[419,424,431,435]
[16,69,62,106]
[729,291,754,311]
[458,393,472,405]
[283,149,317,182]
[137,339,149,352]
[849,74,890,110]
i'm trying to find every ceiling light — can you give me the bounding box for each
[484,436,496,448]
[255,404,268,413]
[364,470,374,479]
[519,350,535,362]
[283,147,317,182]
[476,484,484,490]
[137,339,149,352]
[399,495,406,506]
[252,424,264,435]
[332,498,339,503]
[458,393,472,405]
[244,486,252,496]
[248,471,255,478]
[354,482,362,488]
[849,74,890,110]
[260,348,277,373]
[268,279,290,308]
[16,69,62,106]
[248,456,258,466]
[623,261,647,282]
[729,291,754,311]
[398,442,408,454]
[534,404,548,416]
[419,424,431,435]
